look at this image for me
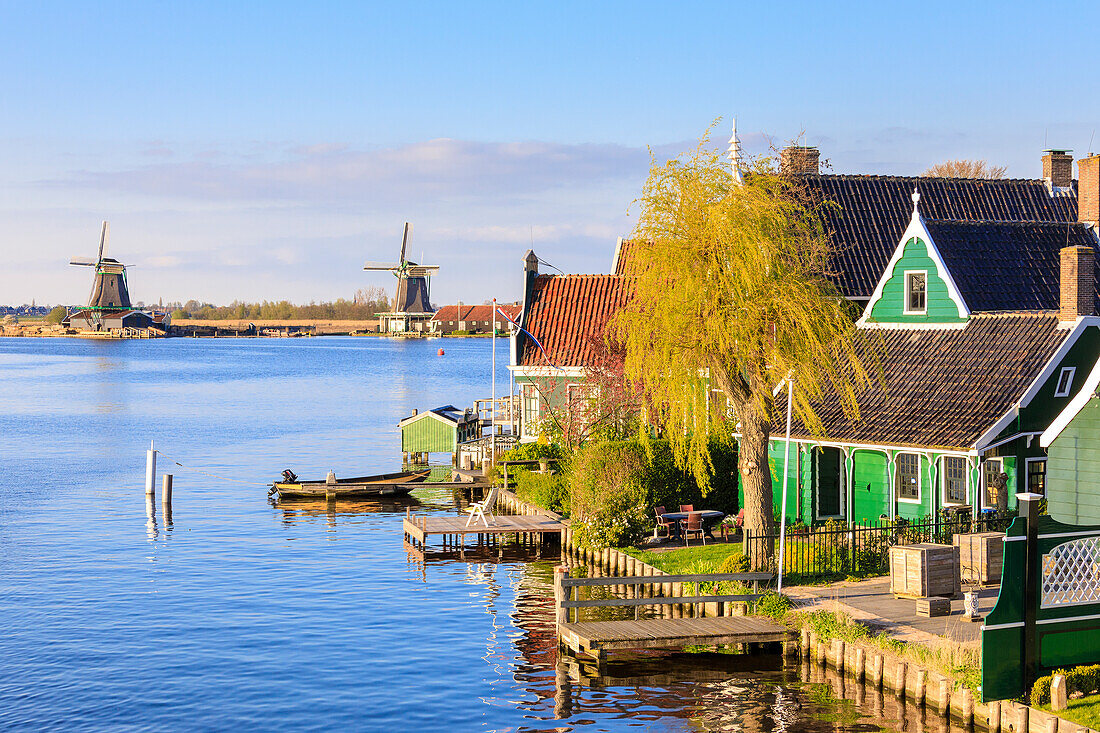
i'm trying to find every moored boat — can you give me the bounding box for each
[270,469,430,500]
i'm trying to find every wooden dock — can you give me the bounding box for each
[403,509,564,559]
[554,568,791,661]
[559,617,790,659]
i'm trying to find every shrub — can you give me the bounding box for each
[1031,674,1052,707]
[497,441,568,463]
[45,306,67,324]
[717,552,750,573]
[570,441,649,549]
[513,468,570,515]
[1033,663,1100,706]
[756,592,793,620]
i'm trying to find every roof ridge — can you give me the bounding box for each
[816,173,1050,184]
[925,218,1089,227]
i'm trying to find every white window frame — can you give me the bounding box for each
[903,270,928,315]
[1026,457,1048,496]
[981,458,1004,509]
[895,452,922,504]
[1054,366,1076,398]
[941,455,968,506]
[521,383,540,437]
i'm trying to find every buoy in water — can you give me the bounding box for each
[438,348,445,356]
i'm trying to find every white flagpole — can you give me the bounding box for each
[491,298,497,466]
[778,376,793,595]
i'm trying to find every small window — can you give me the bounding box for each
[896,453,921,502]
[905,271,927,314]
[1054,367,1076,398]
[982,458,1005,508]
[521,384,540,436]
[1027,458,1047,495]
[943,456,967,505]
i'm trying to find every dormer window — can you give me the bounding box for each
[1054,367,1076,398]
[904,271,927,314]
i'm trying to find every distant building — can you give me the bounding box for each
[429,302,520,334]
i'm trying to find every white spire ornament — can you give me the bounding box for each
[727,117,744,185]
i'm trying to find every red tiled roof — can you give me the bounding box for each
[519,274,633,367]
[430,303,520,323]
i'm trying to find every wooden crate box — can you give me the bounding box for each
[889,543,960,599]
[952,531,1005,585]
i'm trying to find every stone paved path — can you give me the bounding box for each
[785,576,998,644]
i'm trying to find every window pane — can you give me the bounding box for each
[983,459,1003,506]
[908,273,926,312]
[896,453,920,499]
[1028,459,1047,495]
[945,456,967,503]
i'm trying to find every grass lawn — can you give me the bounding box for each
[622,543,744,574]
[1044,695,1100,729]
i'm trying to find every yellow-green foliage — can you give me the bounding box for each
[1032,664,1100,707]
[611,123,876,536]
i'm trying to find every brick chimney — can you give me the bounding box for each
[1042,150,1073,189]
[1060,245,1095,321]
[780,146,820,176]
[1080,154,1100,227]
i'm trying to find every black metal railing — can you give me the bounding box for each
[743,511,1015,582]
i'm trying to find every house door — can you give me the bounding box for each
[817,447,843,519]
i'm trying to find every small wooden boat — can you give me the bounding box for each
[270,469,430,500]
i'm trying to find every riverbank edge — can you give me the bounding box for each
[495,488,1095,733]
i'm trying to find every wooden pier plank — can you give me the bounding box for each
[560,617,791,652]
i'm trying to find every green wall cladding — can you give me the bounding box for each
[1047,397,1100,524]
[867,237,967,324]
[401,415,457,453]
[851,450,889,522]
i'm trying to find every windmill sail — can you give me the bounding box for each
[363,222,438,316]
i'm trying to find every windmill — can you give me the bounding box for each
[363,223,440,332]
[69,221,132,315]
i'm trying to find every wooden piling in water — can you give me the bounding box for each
[161,474,172,506]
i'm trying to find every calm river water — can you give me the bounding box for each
[1,336,964,731]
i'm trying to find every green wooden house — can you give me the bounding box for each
[1040,357,1100,524]
[398,405,480,463]
[761,191,1100,524]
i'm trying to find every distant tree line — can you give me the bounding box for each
[168,287,390,321]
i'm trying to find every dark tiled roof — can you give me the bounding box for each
[431,303,520,323]
[924,220,1098,312]
[807,176,1078,298]
[789,312,1068,450]
[518,274,633,367]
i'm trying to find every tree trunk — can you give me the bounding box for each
[738,406,776,571]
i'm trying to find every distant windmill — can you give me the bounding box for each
[363,223,440,314]
[69,221,132,312]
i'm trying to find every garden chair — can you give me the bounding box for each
[679,504,694,513]
[653,506,675,539]
[682,512,705,546]
[720,509,745,541]
[465,486,499,527]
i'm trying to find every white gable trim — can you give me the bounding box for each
[398,409,462,429]
[973,319,1100,451]
[856,206,970,326]
[1041,357,1100,447]
[611,236,625,273]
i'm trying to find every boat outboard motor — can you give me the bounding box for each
[282,469,298,483]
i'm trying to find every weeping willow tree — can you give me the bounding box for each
[611,129,875,546]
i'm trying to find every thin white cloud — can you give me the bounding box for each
[50,138,650,206]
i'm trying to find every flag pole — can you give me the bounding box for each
[491,298,497,466]
[778,375,793,595]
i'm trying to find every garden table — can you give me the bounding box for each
[661,510,725,539]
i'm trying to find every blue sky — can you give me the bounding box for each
[3,0,1099,306]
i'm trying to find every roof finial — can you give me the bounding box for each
[911,187,921,216]
[727,117,744,185]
